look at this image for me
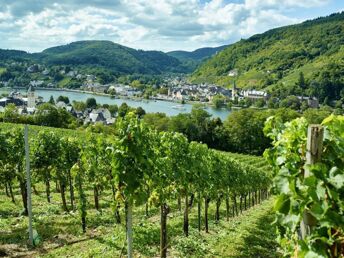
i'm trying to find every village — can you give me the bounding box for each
[0,86,116,125]
[0,67,321,126]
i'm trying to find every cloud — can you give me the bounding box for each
[245,0,330,8]
[0,0,335,52]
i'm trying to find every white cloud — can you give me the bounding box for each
[0,0,335,52]
[245,0,330,9]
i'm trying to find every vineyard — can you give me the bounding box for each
[0,114,274,257]
[265,115,344,257]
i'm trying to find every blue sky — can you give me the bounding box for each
[0,0,343,52]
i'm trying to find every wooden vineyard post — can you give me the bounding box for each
[24,125,34,247]
[126,201,133,258]
[300,125,323,239]
[160,203,169,258]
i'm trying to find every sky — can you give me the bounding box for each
[0,0,343,53]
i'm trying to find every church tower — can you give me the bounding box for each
[27,85,36,108]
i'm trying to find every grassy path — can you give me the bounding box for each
[207,199,281,257]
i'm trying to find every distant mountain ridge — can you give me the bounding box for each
[167,45,228,61]
[0,41,227,75]
[167,45,229,71]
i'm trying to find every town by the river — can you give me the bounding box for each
[0,88,231,121]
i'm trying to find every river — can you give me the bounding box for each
[0,88,231,121]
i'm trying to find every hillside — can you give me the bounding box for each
[0,40,191,76]
[167,45,228,71]
[34,40,185,74]
[0,49,29,60]
[190,12,344,100]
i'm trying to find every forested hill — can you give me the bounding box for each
[34,40,186,74]
[0,49,29,60]
[167,45,228,71]
[190,12,344,99]
[0,40,190,75]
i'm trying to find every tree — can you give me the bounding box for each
[135,107,146,118]
[279,96,301,110]
[35,103,59,127]
[108,104,118,117]
[72,101,87,112]
[35,103,76,128]
[254,99,265,108]
[3,104,19,123]
[224,109,272,154]
[86,98,97,109]
[48,95,55,105]
[298,72,306,92]
[53,73,64,82]
[143,113,170,132]
[212,95,225,108]
[118,103,130,117]
[303,107,332,124]
[56,95,70,104]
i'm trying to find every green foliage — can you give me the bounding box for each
[212,95,226,108]
[48,95,55,105]
[279,96,301,110]
[56,95,70,104]
[143,113,170,132]
[85,97,97,109]
[37,40,186,75]
[264,115,344,257]
[224,108,299,155]
[72,100,86,111]
[35,103,77,128]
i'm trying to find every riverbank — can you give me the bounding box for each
[0,87,232,120]
[3,86,230,110]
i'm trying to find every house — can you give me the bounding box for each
[56,101,76,116]
[0,97,25,107]
[86,75,96,82]
[67,71,77,77]
[84,108,113,125]
[30,80,44,87]
[83,82,108,93]
[92,108,111,120]
[170,89,188,100]
[18,107,28,115]
[27,65,39,73]
[297,96,319,108]
[42,69,50,76]
[242,90,269,101]
[56,101,68,109]
[228,69,238,77]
